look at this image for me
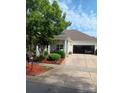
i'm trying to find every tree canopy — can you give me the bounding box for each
[26,0,71,53]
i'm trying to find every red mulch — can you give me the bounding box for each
[26,64,47,76]
[41,58,65,64]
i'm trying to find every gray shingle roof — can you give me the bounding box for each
[62,30,97,42]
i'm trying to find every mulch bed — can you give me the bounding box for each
[41,58,65,64]
[26,64,49,76]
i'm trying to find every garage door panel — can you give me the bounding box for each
[73,45,95,54]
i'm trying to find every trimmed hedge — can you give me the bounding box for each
[54,51,65,58]
[47,53,61,61]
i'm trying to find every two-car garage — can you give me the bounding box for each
[73,45,95,54]
[58,30,97,55]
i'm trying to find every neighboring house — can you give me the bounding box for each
[49,30,97,54]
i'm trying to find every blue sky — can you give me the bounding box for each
[49,0,97,37]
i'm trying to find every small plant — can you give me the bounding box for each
[39,55,45,61]
[55,51,65,58]
[33,55,45,62]
[47,53,61,61]
[44,51,48,58]
[33,56,39,62]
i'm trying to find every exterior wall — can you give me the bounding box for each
[54,40,64,45]
[64,40,67,53]
[67,40,73,53]
[72,41,96,45]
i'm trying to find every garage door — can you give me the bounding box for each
[73,45,95,54]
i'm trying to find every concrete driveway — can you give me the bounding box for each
[27,54,97,93]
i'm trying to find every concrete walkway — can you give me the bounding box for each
[27,54,97,93]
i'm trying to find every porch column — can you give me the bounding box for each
[48,45,50,54]
[95,45,97,54]
[36,45,40,57]
[64,40,67,53]
[95,45,97,50]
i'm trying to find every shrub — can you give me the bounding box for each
[47,53,61,61]
[55,51,65,58]
[44,50,48,56]
[33,56,39,62]
[33,55,45,62]
[44,51,48,58]
[39,55,45,61]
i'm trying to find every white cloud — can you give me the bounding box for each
[60,0,72,4]
[49,0,96,36]
[49,0,53,4]
[58,1,97,36]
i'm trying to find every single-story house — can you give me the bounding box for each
[49,30,97,54]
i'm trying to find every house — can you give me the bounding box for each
[49,30,97,54]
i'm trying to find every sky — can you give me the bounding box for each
[49,0,97,37]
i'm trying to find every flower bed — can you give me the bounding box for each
[26,64,52,76]
[41,58,65,64]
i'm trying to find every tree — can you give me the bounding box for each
[26,0,71,57]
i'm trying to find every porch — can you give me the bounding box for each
[49,40,68,54]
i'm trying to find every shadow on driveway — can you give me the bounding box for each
[27,74,96,93]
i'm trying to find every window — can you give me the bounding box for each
[56,44,64,50]
[60,45,63,49]
[56,45,59,50]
